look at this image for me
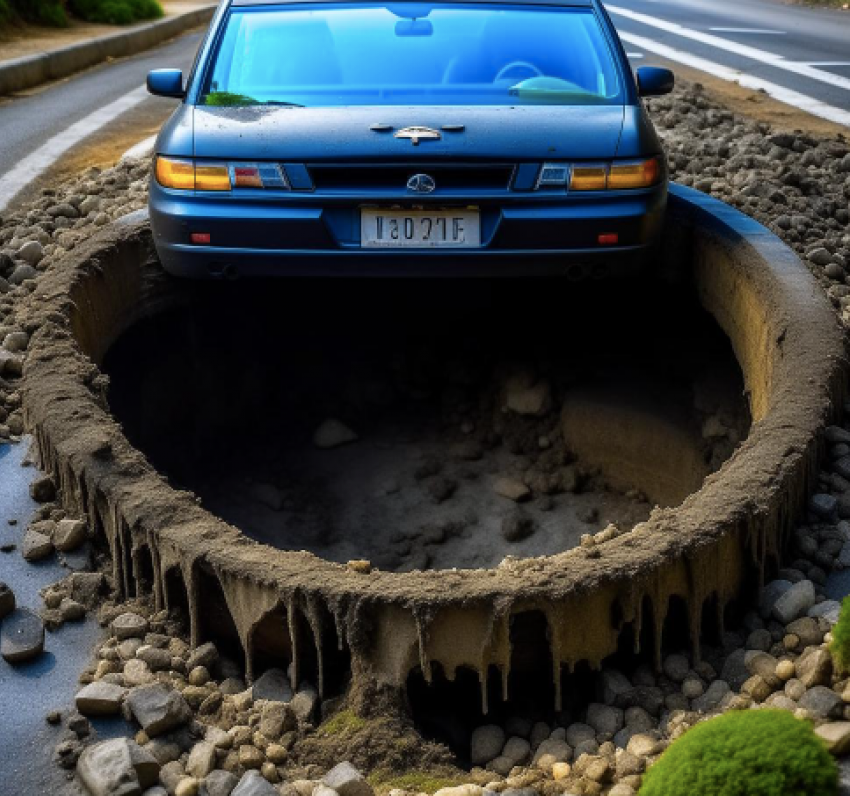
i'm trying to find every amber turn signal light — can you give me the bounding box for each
[155,157,231,192]
[608,158,662,190]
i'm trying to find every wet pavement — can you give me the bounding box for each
[0,438,124,796]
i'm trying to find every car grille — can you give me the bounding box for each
[308,164,515,192]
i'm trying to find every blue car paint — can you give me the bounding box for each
[148,0,670,278]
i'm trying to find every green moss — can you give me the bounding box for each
[830,596,850,672]
[367,769,466,795]
[203,92,260,107]
[317,710,368,738]
[640,710,837,796]
[67,0,163,25]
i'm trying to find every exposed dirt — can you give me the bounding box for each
[102,277,747,572]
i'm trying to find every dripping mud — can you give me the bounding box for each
[102,277,749,573]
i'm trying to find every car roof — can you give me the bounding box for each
[231,0,595,8]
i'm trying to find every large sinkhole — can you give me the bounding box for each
[103,273,750,572]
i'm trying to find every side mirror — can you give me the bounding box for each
[147,69,185,99]
[636,66,674,97]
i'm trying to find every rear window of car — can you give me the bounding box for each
[202,2,623,107]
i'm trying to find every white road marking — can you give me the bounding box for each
[0,85,148,212]
[608,5,850,94]
[708,27,786,35]
[627,52,645,58]
[618,30,850,126]
[803,62,850,67]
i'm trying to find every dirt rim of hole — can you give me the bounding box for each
[17,182,847,713]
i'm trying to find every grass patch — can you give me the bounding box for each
[368,769,467,794]
[68,0,163,25]
[830,595,850,672]
[317,710,368,738]
[640,710,837,796]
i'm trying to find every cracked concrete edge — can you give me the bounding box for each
[0,5,217,97]
[16,183,849,697]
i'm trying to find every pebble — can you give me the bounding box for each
[0,607,44,663]
[75,681,127,716]
[22,529,54,561]
[112,612,149,640]
[471,724,506,765]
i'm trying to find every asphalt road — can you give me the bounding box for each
[0,1,849,211]
[609,0,850,124]
[0,30,203,211]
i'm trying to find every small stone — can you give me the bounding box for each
[772,580,816,624]
[532,739,572,767]
[9,263,37,285]
[252,668,292,703]
[259,701,296,739]
[321,762,374,796]
[22,529,53,561]
[112,612,149,640]
[186,741,217,779]
[126,684,192,737]
[776,659,795,681]
[202,770,240,796]
[75,681,127,716]
[662,654,689,683]
[238,745,264,769]
[176,778,201,796]
[28,474,56,502]
[800,686,844,719]
[502,736,531,765]
[187,641,219,671]
[53,518,87,551]
[471,724,506,765]
[1,607,44,663]
[137,645,172,672]
[501,509,535,542]
[816,722,850,756]
[77,738,160,796]
[16,241,43,266]
[796,647,833,688]
[494,477,531,502]
[313,418,358,449]
[188,666,210,686]
[2,330,29,352]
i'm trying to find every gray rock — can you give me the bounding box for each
[9,263,36,285]
[745,628,772,651]
[252,668,292,702]
[0,581,15,619]
[772,580,816,625]
[112,612,149,640]
[322,762,374,796]
[502,736,531,765]
[77,738,159,796]
[187,641,219,672]
[531,738,572,765]
[54,518,87,552]
[691,679,730,713]
[810,493,838,518]
[232,770,279,796]
[16,241,43,266]
[601,669,633,706]
[136,646,172,672]
[759,580,792,618]
[2,330,29,352]
[809,599,841,625]
[126,684,192,737]
[75,681,127,716]
[22,528,54,561]
[796,647,833,688]
[662,654,689,683]
[501,509,535,542]
[1,607,44,663]
[471,724,506,765]
[201,770,240,796]
[586,702,624,735]
[721,649,750,690]
[258,701,296,738]
[565,722,596,748]
[313,418,358,449]
[799,685,844,719]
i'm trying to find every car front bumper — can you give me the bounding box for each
[149,182,667,278]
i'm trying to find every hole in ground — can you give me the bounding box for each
[103,276,749,572]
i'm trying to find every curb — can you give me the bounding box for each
[0,4,217,97]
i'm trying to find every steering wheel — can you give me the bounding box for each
[494,60,544,82]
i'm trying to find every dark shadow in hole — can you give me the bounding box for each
[196,564,243,664]
[662,594,690,654]
[251,607,291,679]
[165,567,190,628]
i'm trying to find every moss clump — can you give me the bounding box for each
[640,710,837,796]
[68,0,163,25]
[317,710,368,738]
[367,769,467,795]
[830,595,850,672]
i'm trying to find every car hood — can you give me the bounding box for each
[191,105,626,162]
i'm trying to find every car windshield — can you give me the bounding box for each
[202,2,623,107]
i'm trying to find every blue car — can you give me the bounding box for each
[147,0,673,278]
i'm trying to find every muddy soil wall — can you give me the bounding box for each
[19,184,848,712]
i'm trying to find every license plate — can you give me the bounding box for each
[361,209,480,248]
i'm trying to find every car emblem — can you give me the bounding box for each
[394,126,441,146]
[407,174,436,194]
